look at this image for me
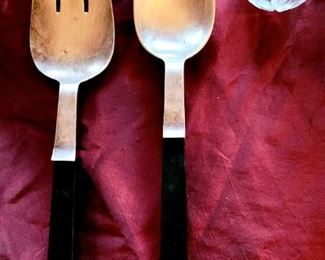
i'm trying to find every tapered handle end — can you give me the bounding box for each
[51,146,76,161]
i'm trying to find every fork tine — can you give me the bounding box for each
[60,0,84,13]
[88,0,111,13]
[31,0,56,14]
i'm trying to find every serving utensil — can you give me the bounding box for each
[30,0,115,258]
[134,0,215,258]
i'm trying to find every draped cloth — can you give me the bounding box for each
[0,0,324,259]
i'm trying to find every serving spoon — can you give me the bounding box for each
[134,0,215,258]
[30,0,114,258]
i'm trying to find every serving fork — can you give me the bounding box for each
[30,0,115,258]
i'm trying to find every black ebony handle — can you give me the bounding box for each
[161,138,187,260]
[48,161,78,260]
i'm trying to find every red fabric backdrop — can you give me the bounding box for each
[0,0,324,259]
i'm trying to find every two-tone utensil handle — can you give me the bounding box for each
[161,60,187,260]
[49,82,80,259]
[162,61,187,259]
[162,138,187,260]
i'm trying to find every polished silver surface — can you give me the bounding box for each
[134,0,215,138]
[30,0,115,161]
[248,0,306,12]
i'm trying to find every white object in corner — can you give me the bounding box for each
[248,0,306,12]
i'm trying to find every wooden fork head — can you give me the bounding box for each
[30,0,115,84]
